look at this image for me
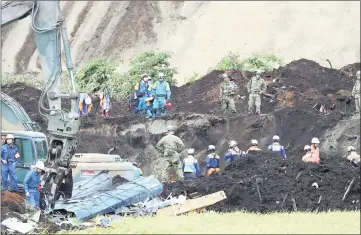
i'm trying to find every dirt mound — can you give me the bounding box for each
[1,191,25,205]
[162,151,360,213]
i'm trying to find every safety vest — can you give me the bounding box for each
[183,156,198,173]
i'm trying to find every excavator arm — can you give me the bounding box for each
[2,1,80,209]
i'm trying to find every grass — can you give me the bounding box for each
[65,211,360,234]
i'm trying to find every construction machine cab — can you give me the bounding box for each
[1,131,48,189]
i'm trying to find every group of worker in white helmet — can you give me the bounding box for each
[157,127,360,182]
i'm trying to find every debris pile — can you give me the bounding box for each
[162,151,360,213]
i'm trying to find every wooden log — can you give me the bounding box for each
[157,191,227,216]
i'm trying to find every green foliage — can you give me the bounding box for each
[212,51,284,72]
[184,72,202,84]
[128,51,178,86]
[241,53,284,72]
[1,72,44,89]
[213,52,244,71]
[75,58,117,93]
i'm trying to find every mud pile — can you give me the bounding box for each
[162,151,360,213]
[0,191,63,234]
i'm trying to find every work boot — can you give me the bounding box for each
[105,112,110,117]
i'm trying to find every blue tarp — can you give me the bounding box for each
[51,175,163,221]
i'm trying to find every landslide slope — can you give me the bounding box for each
[1,1,360,84]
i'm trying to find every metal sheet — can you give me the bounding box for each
[71,171,113,199]
[51,175,163,221]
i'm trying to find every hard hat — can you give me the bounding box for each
[158,72,165,78]
[229,140,237,147]
[356,71,360,76]
[167,125,175,131]
[141,73,148,78]
[304,145,311,151]
[85,96,92,105]
[256,70,262,75]
[347,146,355,152]
[35,161,45,171]
[251,139,258,145]
[272,135,280,141]
[208,145,216,151]
[132,162,139,167]
[222,73,229,79]
[188,148,195,155]
[6,134,14,139]
[311,137,320,144]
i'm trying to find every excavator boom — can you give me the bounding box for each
[2,1,80,209]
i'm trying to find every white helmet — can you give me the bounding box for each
[85,96,92,105]
[311,137,320,144]
[35,161,45,171]
[229,140,237,148]
[347,146,355,152]
[272,135,280,141]
[304,145,311,151]
[141,73,148,79]
[208,145,216,151]
[158,72,165,78]
[6,134,14,139]
[167,125,175,131]
[256,70,262,75]
[251,139,258,145]
[222,73,229,79]
[356,71,360,78]
[187,148,195,155]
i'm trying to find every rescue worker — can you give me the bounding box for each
[246,139,261,153]
[205,145,220,176]
[1,134,20,192]
[151,72,171,117]
[247,71,267,114]
[99,92,110,117]
[267,135,287,159]
[156,125,185,182]
[182,148,201,179]
[310,137,321,164]
[134,74,150,114]
[133,162,143,178]
[346,146,360,164]
[23,161,45,209]
[301,145,312,162]
[220,73,237,114]
[351,70,360,115]
[224,140,244,166]
[78,93,92,116]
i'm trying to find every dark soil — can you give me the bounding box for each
[162,151,360,213]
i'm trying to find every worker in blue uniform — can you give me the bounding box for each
[182,148,201,179]
[205,145,221,176]
[151,72,171,117]
[134,74,151,114]
[23,161,45,209]
[1,134,20,192]
[267,135,287,159]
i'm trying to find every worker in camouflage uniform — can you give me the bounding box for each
[220,73,237,114]
[156,125,185,182]
[247,71,267,114]
[351,71,360,115]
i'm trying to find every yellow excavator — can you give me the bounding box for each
[1,1,134,209]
